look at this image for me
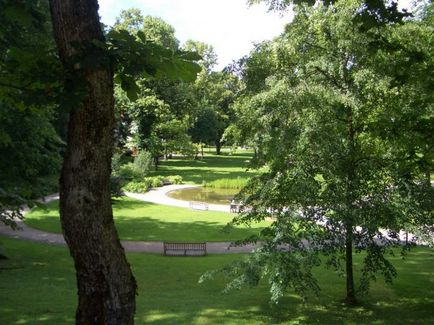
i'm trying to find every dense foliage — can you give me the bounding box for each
[208,0,434,304]
[0,0,63,228]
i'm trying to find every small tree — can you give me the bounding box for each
[134,150,153,175]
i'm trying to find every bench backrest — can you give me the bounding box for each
[163,242,207,256]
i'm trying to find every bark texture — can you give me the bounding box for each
[49,1,136,323]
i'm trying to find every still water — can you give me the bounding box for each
[167,187,239,205]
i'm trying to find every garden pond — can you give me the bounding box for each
[167,187,239,205]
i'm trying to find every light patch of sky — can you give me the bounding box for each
[98,0,293,70]
[98,0,415,71]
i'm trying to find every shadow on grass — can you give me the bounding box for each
[130,248,434,324]
[114,215,259,242]
[154,169,253,184]
[159,153,253,169]
[153,153,257,184]
[111,197,154,209]
[25,198,262,242]
[1,238,432,325]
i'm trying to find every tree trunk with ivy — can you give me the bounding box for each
[49,0,136,323]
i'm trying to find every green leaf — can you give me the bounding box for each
[177,50,202,61]
[120,75,140,101]
[107,28,201,82]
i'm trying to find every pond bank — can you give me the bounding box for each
[124,184,232,213]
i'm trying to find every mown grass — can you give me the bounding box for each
[0,237,433,324]
[151,149,257,185]
[26,150,261,242]
[25,197,268,242]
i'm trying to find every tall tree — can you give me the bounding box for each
[49,0,136,322]
[142,16,179,51]
[193,71,240,154]
[184,40,218,73]
[208,0,433,305]
[49,2,200,321]
[114,10,179,52]
[113,10,199,161]
[114,8,143,32]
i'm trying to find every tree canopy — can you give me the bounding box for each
[204,0,434,304]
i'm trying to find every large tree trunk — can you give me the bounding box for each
[49,1,136,323]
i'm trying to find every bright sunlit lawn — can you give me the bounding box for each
[10,149,433,324]
[25,197,268,242]
[0,237,433,324]
[25,149,263,242]
[152,148,259,185]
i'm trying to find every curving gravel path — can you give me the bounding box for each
[124,184,231,212]
[0,187,259,254]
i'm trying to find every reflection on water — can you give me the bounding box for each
[167,187,239,205]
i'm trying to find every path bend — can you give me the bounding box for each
[0,188,259,254]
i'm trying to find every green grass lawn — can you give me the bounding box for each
[152,149,258,185]
[11,150,434,323]
[25,197,268,242]
[0,237,433,324]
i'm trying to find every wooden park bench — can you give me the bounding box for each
[189,201,209,211]
[163,242,207,256]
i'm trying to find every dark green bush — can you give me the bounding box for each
[110,176,124,197]
[115,163,143,181]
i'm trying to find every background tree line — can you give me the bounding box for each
[112,8,241,169]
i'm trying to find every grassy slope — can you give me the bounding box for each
[0,237,433,324]
[25,149,263,242]
[25,197,268,242]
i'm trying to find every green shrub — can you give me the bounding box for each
[116,163,143,181]
[122,180,152,193]
[144,176,165,188]
[134,150,153,176]
[167,175,183,184]
[32,175,59,198]
[203,177,248,189]
[122,175,183,193]
[152,178,163,187]
[111,152,123,174]
[111,152,133,173]
[110,176,124,197]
